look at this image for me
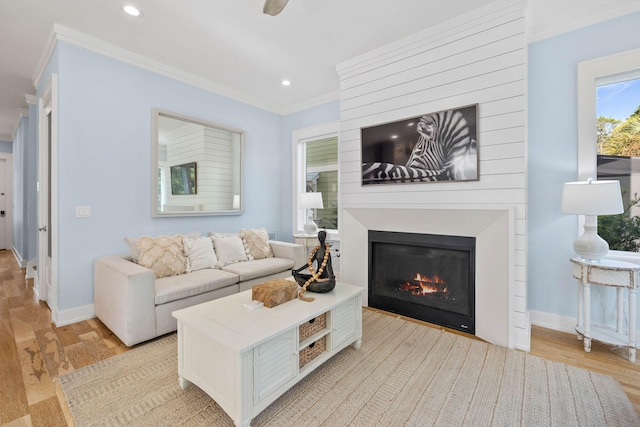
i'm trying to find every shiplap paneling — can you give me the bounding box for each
[337,1,528,350]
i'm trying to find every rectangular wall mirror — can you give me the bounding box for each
[152,109,244,216]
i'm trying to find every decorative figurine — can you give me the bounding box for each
[292,230,336,301]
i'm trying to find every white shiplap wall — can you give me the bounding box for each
[166,125,235,210]
[336,1,528,349]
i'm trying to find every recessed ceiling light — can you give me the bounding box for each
[123,4,142,17]
[281,80,291,86]
[391,135,398,139]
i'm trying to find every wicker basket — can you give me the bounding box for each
[299,313,327,342]
[299,336,326,368]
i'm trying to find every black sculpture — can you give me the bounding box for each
[292,230,336,301]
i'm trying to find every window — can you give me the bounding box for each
[579,48,640,255]
[292,122,340,236]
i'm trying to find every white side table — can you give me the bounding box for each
[571,257,639,362]
[293,233,318,258]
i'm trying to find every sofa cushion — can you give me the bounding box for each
[183,236,218,272]
[137,235,188,278]
[212,235,248,266]
[240,228,273,260]
[221,257,295,282]
[155,269,239,305]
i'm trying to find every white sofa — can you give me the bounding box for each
[94,239,304,346]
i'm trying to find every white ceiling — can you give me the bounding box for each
[1,0,638,141]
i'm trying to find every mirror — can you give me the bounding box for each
[152,109,244,216]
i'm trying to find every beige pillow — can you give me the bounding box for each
[125,231,200,263]
[240,228,273,260]
[137,235,187,278]
[183,236,218,272]
[212,235,248,266]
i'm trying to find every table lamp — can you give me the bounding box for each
[299,192,323,234]
[561,178,623,261]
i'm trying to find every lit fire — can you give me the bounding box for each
[400,273,448,295]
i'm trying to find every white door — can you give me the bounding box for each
[38,75,56,314]
[0,159,6,250]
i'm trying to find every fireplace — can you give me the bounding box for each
[368,230,475,334]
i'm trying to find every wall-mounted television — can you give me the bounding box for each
[170,162,197,195]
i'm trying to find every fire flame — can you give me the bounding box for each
[400,273,448,295]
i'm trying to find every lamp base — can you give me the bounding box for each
[303,220,318,235]
[574,218,609,261]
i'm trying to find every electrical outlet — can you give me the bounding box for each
[76,206,91,218]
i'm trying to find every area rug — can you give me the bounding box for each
[60,310,639,426]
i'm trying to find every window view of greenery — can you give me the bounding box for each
[596,77,640,252]
[306,136,338,230]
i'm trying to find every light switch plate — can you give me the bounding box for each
[76,206,91,218]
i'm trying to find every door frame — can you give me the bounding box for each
[0,153,13,251]
[37,73,58,322]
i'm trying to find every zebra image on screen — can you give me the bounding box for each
[362,107,478,185]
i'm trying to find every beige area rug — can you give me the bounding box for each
[60,310,640,426]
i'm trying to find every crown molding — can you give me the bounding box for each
[32,25,59,88]
[33,24,287,114]
[10,108,29,141]
[281,91,339,116]
[528,1,640,43]
[0,133,11,142]
[25,94,37,105]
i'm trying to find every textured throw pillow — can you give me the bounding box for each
[137,235,187,278]
[212,235,248,266]
[240,228,273,260]
[183,236,218,273]
[125,231,200,263]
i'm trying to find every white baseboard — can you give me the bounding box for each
[53,304,95,327]
[25,258,36,279]
[11,246,28,268]
[530,310,576,334]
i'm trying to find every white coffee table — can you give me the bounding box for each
[172,282,364,427]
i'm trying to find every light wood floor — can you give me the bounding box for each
[1,249,639,426]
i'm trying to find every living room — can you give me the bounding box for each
[2,0,640,425]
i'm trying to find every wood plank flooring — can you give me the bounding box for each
[1,249,639,426]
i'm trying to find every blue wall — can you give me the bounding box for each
[0,140,11,153]
[33,41,339,315]
[11,117,28,260]
[528,11,640,324]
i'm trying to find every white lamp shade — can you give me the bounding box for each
[561,179,623,215]
[299,192,324,209]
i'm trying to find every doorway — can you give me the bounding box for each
[0,154,13,251]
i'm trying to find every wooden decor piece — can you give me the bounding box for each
[252,279,298,308]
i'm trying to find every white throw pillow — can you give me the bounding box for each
[212,235,248,266]
[240,228,273,260]
[183,236,218,272]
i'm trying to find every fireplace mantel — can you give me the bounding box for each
[341,207,515,348]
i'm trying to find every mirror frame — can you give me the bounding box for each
[151,109,245,217]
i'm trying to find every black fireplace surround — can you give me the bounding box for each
[368,230,476,334]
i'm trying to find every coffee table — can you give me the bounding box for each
[172,281,364,427]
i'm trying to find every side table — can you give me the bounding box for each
[293,233,318,258]
[571,257,639,362]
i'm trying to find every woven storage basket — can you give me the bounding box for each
[299,313,327,342]
[299,336,326,368]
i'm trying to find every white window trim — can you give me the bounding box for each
[292,121,340,238]
[578,47,640,261]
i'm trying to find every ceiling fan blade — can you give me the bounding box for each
[263,0,289,16]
